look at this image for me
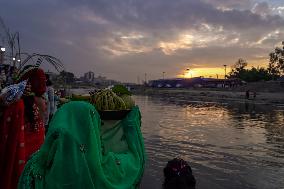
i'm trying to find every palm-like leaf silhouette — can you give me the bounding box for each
[18,53,64,72]
[1,17,64,73]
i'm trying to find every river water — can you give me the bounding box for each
[135,95,284,189]
[70,89,284,189]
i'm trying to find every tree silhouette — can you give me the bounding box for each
[0,17,21,63]
[0,17,64,83]
[268,42,284,79]
[228,58,272,82]
[229,58,248,79]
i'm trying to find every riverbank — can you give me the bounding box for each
[132,88,284,105]
[66,81,284,105]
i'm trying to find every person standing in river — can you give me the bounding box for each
[253,91,256,99]
[245,90,250,99]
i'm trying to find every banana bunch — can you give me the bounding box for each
[120,94,135,109]
[93,89,127,111]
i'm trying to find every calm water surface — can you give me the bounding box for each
[135,95,284,189]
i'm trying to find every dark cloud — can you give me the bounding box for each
[201,0,252,9]
[0,0,283,82]
[252,2,271,15]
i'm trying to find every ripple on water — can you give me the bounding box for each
[136,95,284,189]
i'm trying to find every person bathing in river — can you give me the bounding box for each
[163,158,196,189]
[0,67,47,189]
[253,91,256,99]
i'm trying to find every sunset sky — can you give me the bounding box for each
[1,0,284,82]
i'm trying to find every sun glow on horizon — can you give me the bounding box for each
[179,67,230,79]
[178,59,269,79]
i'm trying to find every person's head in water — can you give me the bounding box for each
[163,158,196,189]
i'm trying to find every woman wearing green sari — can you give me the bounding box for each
[18,101,146,189]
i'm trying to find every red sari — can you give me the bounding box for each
[0,99,45,189]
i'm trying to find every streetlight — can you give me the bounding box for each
[223,64,227,79]
[12,57,16,67]
[0,46,5,64]
[162,72,165,80]
[17,59,21,67]
[186,68,192,78]
[186,68,190,78]
[137,76,140,84]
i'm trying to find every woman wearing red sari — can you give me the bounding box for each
[0,67,47,189]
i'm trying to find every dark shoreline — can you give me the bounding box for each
[132,88,284,106]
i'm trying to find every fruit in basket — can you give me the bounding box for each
[93,89,126,111]
[121,95,135,109]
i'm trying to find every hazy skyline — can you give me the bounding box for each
[1,0,284,82]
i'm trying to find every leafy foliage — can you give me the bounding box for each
[268,43,284,79]
[1,17,64,73]
[0,17,20,60]
[112,85,131,96]
[58,71,75,84]
[228,58,248,79]
[228,58,272,82]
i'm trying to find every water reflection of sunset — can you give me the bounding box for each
[136,95,284,189]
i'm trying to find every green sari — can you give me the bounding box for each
[18,101,146,189]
